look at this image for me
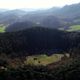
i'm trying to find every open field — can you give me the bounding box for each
[0,25,5,32]
[67,25,80,31]
[24,54,69,66]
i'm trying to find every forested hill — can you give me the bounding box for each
[0,27,80,57]
[0,27,69,56]
[6,21,36,32]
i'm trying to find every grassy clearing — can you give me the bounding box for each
[67,25,80,31]
[0,25,5,32]
[24,54,65,66]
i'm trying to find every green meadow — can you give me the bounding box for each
[24,54,69,66]
[0,25,5,32]
[67,25,80,31]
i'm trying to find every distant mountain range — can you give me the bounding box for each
[0,3,80,32]
[6,21,36,32]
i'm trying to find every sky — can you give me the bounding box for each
[0,0,80,9]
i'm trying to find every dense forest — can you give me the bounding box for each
[1,27,80,56]
[0,27,68,56]
[0,57,80,80]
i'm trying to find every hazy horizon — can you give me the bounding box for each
[0,0,80,10]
